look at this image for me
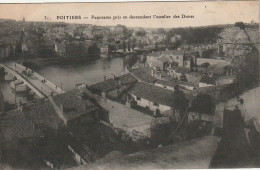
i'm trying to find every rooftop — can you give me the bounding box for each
[2,109,44,142]
[52,89,99,121]
[129,82,176,107]
[162,50,184,56]
[89,73,137,92]
[155,80,178,88]
[129,67,158,83]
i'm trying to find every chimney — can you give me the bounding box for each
[104,75,106,81]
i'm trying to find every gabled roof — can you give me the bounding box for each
[27,100,63,130]
[129,82,176,107]
[129,67,158,83]
[155,80,177,88]
[52,89,99,121]
[2,110,44,142]
[89,73,137,92]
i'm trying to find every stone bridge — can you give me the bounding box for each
[0,62,65,99]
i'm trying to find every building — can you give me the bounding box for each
[128,82,176,116]
[100,44,109,57]
[162,50,185,67]
[178,81,196,91]
[199,76,216,87]
[129,67,158,83]
[216,75,236,85]
[154,79,177,91]
[149,56,169,71]
[89,73,137,99]
[55,41,66,56]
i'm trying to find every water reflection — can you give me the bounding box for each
[1,57,129,104]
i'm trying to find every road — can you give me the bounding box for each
[5,63,60,97]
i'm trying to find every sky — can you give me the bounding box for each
[0,1,259,28]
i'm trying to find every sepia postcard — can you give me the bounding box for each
[0,1,259,169]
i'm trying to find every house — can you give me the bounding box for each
[89,73,137,99]
[154,79,177,91]
[128,82,176,116]
[129,67,158,83]
[2,109,44,143]
[199,76,216,87]
[162,50,185,67]
[55,41,66,56]
[100,44,109,57]
[149,56,169,71]
[216,75,236,85]
[168,67,190,80]
[178,81,196,91]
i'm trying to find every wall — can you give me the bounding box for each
[0,64,45,98]
[154,83,175,91]
[15,63,64,94]
[196,58,230,66]
[199,82,215,88]
[84,88,155,141]
[131,93,171,113]
[216,77,235,85]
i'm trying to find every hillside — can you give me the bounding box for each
[70,136,220,170]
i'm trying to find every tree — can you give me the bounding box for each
[172,86,189,120]
[157,28,166,35]
[155,42,159,51]
[235,22,245,30]
[236,47,259,92]
[136,30,146,37]
[201,62,210,68]
[127,40,131,52]
[122,40,126,52]
[191,93,216,115]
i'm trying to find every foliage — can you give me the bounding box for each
[136,30,146,37]
[191,93,216,115]
[235,22,245,30]
[172,86,189,118]
[235,47,259,92]
[167,26,224,44]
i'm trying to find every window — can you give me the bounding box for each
[137,96,141,101]
[164,86,167,88]
[153,102,159,106]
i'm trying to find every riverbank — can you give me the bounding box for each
[22,57,100,70]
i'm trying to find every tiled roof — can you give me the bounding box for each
[129,67,158,83]
[89,73,137,92]
[155,80,177,88]
[52,89,99,121]
[129,82,176,107]
[27,100,63,130]
[2,110,44,142]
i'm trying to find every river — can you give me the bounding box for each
[1,57,129,104]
